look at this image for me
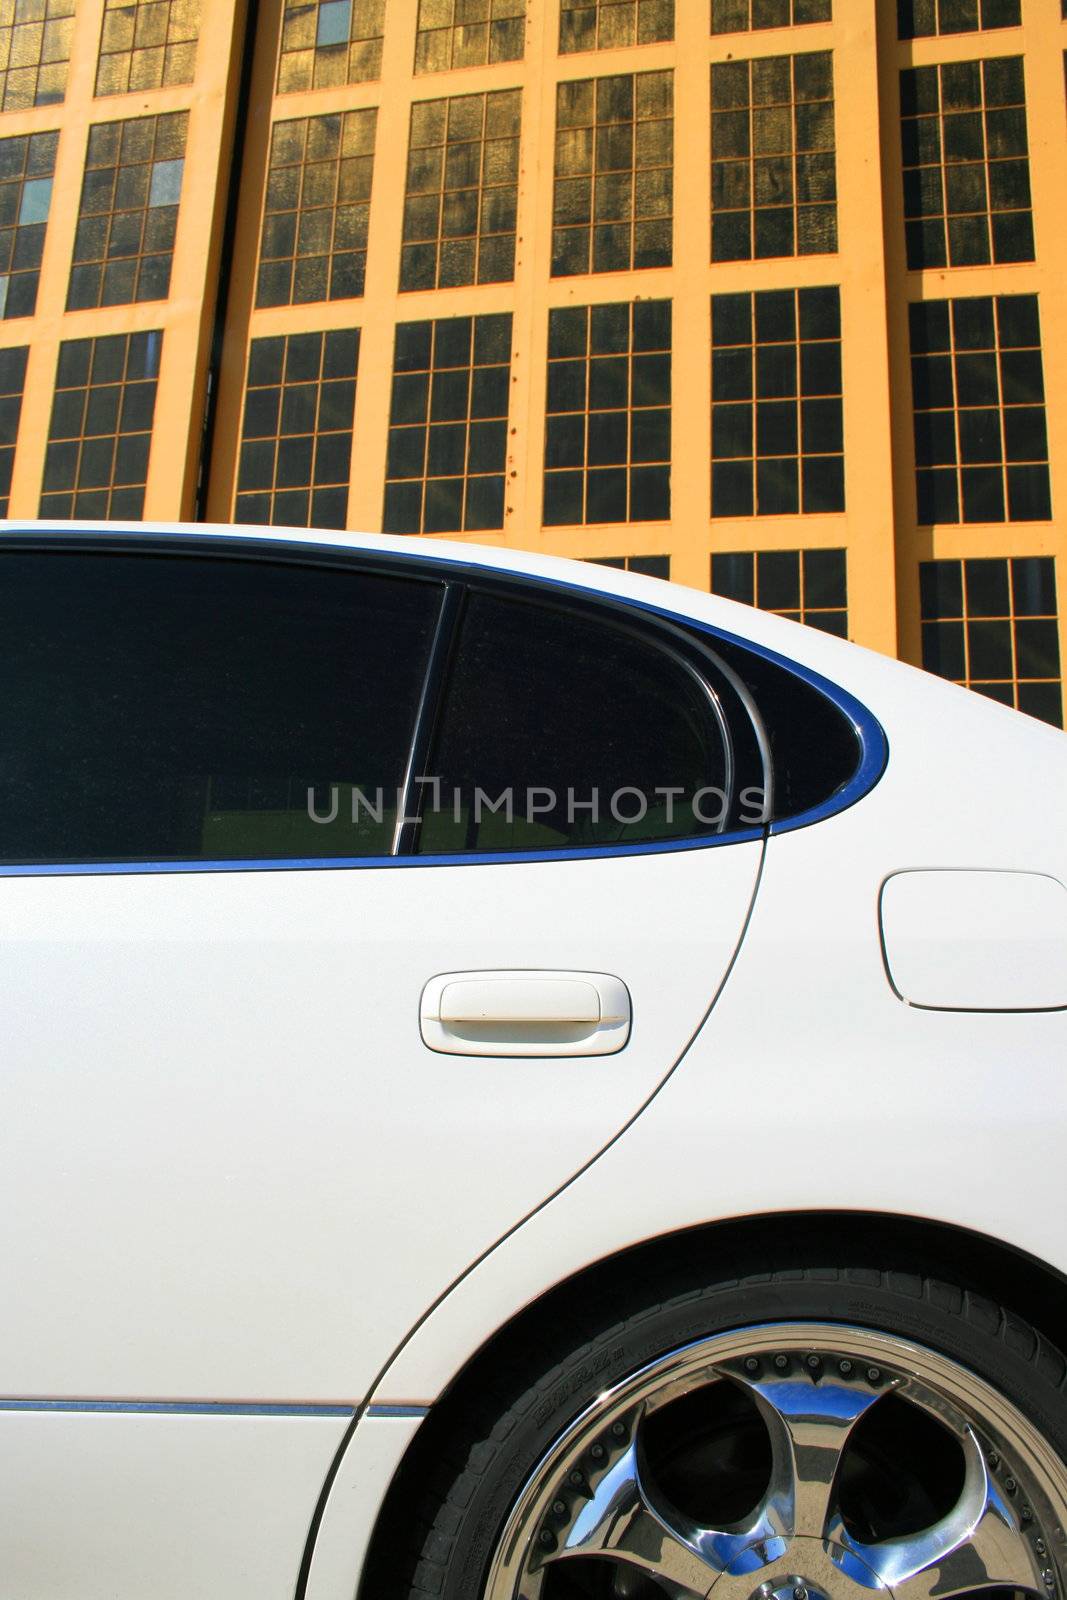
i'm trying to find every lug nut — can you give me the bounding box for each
[569,1469,584,1486]
[839,1359,853,1376]
[612,1421,627,1438]
[806,1355,821,1371]
[552,1499,567,1517]
[590,1443,605,1461]
[539,1529,555,1549]
[988,1453,1000,1470]
[1005,1477,1017,1495]
[867,1367,881,1383]
[794,1586,809,1600]
[745,1356,760,1373]
[1036,1540,1048,1557]
[1023,1508,1034,1525]
[775,1354,789,1370]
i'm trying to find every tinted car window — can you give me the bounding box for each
[0,552,441,864]
[705,631,863,819]
[418,590,731,854]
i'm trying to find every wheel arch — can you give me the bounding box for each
[355,1208,1067,1598]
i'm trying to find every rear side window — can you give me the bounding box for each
[0,552,441,864]
[417,591,732,854]
[707,632,863,820]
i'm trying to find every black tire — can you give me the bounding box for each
[407,1268,1067,1599]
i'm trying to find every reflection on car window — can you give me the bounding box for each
[0,552,441,864]
[418,590,731,854]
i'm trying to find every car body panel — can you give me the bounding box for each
[0,1407,346,1600]
[1,524,1064,1600]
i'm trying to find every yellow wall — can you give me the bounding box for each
[1,0,1064,711]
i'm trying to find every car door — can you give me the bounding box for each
[0,534,764,1419]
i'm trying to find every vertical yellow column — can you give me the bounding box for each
[667,0,714,593]
[828,0,898,656]
[1019,1,1067,706]
[6,0,247,521]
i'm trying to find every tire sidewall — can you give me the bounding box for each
[436,1273,1067,1597]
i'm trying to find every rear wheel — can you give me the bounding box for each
[407,1271,1067,1600]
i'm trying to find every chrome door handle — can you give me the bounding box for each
[420,971,631,1057]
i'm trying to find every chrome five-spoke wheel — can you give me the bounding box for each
[483,1324,1067,1600]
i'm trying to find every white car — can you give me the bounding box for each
[1,522,1065,1600]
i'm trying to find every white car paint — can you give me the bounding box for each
[879,869,1067,1010]
[1,523,1064,1600]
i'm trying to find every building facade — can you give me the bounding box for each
[0,0,1064,725]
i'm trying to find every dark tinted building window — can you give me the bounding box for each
[416,0,524,72]
[711,51,836,262]
[95,0,202,95]
[277,0,384,92]
[712,546,847,635]
[39,330,162,520]
[712,285,844,517]
[588,553,670,577]
[552,69,673,276]
[400,90,520,292]
[561,0,674,52]
[0,129,57,320]
[544,299,671,527]
[0,343,28,515]
[419,590,729,853]
[712,0,831,28]
[909,294,1051,524]
[898,0,1020,39]
[920,555,1061,725]
[256,109,377,307]
[383,313,511,535]
[0,1,74,111]
[235,327,360,530]
[0,553,442,863]
[900,57,1033,271]
[67,112,187,310]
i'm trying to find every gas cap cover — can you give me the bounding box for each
[879,869,1067,1012]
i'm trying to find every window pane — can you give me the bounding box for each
[420,591,728,853]
[0,553,442,863]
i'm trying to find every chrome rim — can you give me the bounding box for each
[484,1322,1067,1600]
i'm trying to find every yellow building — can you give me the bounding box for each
[0,0,1063,725]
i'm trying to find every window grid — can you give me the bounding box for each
[552,70,673,277]
[39,330,162,521]
[588,553,671,577]
[712,0,831,31]
[67,112,187,311]
[711,547,847,635]
[415,0,524,74]
[920,556,1062,726]
[95,0,201,96]
[276,1,384,94]
[897,0,1021,40]
[0,0,74,112]
[711,51,836,263]
[909,294,1051,525]
[235,329,360,532]
[544,299,671,527]
[560,0,674,54]
[0,130,57,321]
[383,313,511,536]
[711,286,845,518]
[257,109,377,308]
[0,343,28,515]
[401,90,520,293]
[900,57,1033,272]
